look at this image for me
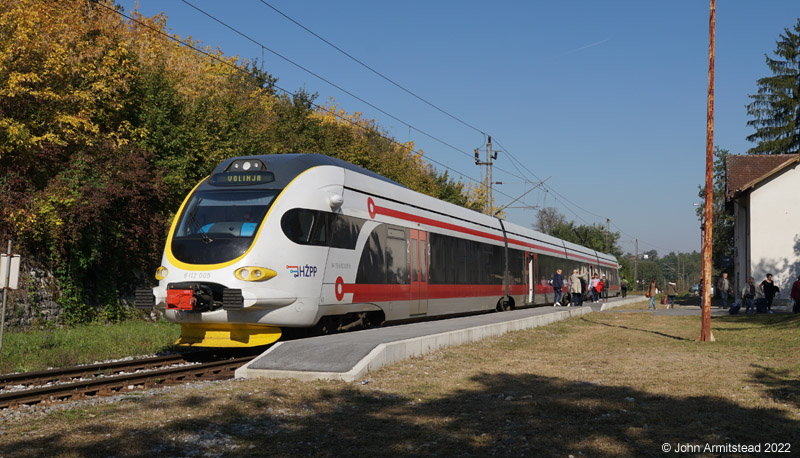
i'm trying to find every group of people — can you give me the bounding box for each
[645,279,678,310]
[551,268,800,314]
[717,272,777,314]
[716,272,800,315]
[551,269,608,307]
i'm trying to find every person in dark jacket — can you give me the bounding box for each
[790,275,800,313]
[551,269,564,306]
[759,273,779,314]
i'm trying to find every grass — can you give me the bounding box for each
[0,320,181,373]
[1,302,799,457]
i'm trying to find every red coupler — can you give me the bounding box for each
[166,289,195,311]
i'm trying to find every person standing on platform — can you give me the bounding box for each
[759,273,779,314]
[620,278,628,298]
[665,281,678,309]
[569,269,582,307]
[589,273,600,303]
[579,274,587,306]
[717,272,731,308]
[552,269,564,306]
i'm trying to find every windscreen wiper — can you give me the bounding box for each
[188,200,213,244]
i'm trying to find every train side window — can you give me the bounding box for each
[411,240,418,282]
[420,238,427,282]
[281,209,315,244]
[508,249,524,284]
[386,228,409,284]
[356,227,386,284]
[329,214,363,249]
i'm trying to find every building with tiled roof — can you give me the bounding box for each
[725,154,800,304]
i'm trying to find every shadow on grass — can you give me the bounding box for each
[579,316,690,341]
[3,371,799,458]
[751,364,800,411]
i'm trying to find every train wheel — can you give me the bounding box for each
[496,297,514,312]
[312,316,340,335]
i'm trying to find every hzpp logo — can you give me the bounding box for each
[286,265,318,278]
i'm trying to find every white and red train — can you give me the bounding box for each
[136,154,619,347]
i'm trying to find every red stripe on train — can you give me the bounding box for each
[368,197,616,267]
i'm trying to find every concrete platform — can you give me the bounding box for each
[236,296,644,382]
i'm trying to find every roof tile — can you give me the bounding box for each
[725,154,800,199]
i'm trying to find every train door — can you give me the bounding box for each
[532,253,539,305]
[526,252,535,304]
[410,229,428,316]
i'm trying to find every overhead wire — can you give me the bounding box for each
[195,0,543,208]
[172,2,539,208]
[256,0,489,138]
[98,2,531,206]
[111,1,650,245]
[180,0,476,164]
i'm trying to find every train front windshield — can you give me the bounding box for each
[171,189,280,265]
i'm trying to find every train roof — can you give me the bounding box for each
[200,153,404,191]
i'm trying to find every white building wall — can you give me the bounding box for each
[747,163,800,301]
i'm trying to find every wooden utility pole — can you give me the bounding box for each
[698,0,715,342]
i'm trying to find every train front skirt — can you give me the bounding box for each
[176,323,282,347]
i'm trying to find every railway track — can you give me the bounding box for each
[0,353,256,410]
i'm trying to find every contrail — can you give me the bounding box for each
[564,38,610,55]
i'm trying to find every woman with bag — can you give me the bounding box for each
[646,279,657,310]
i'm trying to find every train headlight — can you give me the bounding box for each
[234,267,277,282]
[155,266,168,281]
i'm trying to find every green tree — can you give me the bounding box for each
[746,18,800,154]
[549,220,622,258]
[637,261,664,290]
[533,207,567,235]
[696,147,734,272]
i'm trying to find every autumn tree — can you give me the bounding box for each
[0,0,481,325]
[746,18,800,154]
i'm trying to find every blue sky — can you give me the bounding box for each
[118,0,799,255]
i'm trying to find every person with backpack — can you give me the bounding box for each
[620,278,628,298]
[665,281,678,309]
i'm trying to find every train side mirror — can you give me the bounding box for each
[329,194,344,209]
